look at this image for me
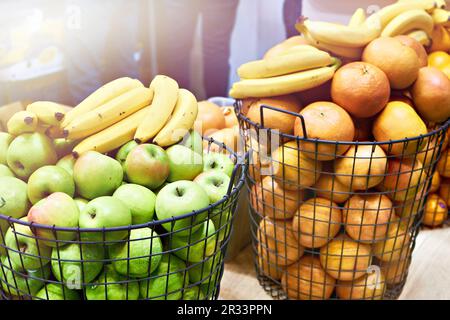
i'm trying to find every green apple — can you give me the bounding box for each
[182,286,206,300]
[54,139,77,158]
[194,171,231,204]
[170,220,217,263]
[4,217,52,270]
[27,192,80,247]
[155,181,209,236]
[109,227,162,278]
[166,145,203,182]
[0,256,50,296]
[125,144,169,189]
[0,132,14,165]
[51,243,104,287]
[188,251,223,286]
[211,209,232,243]
[35,283,80,300]
[73,151,123,199]
[116,140,138,171]
[139,254,188,300]
[7,132,57,179]
[0,177,30,235]
[74,198,88,212]
[56,154,76,176]
[113,184,156,224]
[86,265,139,300]
[27,166,75,204]
[203,152,235,177]
[79,196,132,242]
[179,130,203,155]
[0,164,14,177]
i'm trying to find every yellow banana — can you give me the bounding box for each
[381,9,434,37]
[366,0,439,30]
[7,111,38,136]
[275,44,320,57]
[299,17,380,47]
[349,8,367,27]
[26,101,67,126]
[62,77,143,127]
[229,58,341,99]
[407,29,432,46]
[300,27,363,59]
[46,126,66,139]
[238,49,333,79]
[432,8,450,26]
[134,75,179,143]
[153,89,198,147]
[73,106,151,156]
[64,87,153,140]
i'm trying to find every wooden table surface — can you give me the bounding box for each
[220,228,450,300]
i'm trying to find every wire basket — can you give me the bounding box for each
[235,99,450,300]
[0,138,247,300]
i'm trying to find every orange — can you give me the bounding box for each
[372,101,427,156]
[222,107,238,128]
[343,194,394,243]
[251,176,303,220]
[292,197,341,249]
[294,101,355,161]
[246,95,302,135]
[257,218,304,267]
[430,25,450,53]
[196,101,226,135]
[373,219,411,262]
[282,255,336,300]
[411,67,450,123]
[362,37,420,89]
[422,194,448,227]
[334,145,387,191]
[428,51,450,69]
[320,235,372,281]
[272,141,322,190]
[430,171,441,193]
[336,272,386,300]
[437,148,450,178]
[395,35,428,68]
[439,178,450,206]
[312,173,352,204]
[331,62,390,118]
[441,63,450,79]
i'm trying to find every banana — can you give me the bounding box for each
[407,29,432,46]
[432,8,450,26]
[238,49,333,79]
[366,0,439,30]
[381,9,434,37]
[7,111,38,136]
[73,106,151,156]
[349,8,367,27]
[64,87,153,140]
[46,126,66,139]
[275,44,320,57]
[298,17,380,47]
[134,75,179,143]
[229,58,341,99]
[62,77,144,127]
[26,101,67,126]
[153,89,198,147]
[300,27,363,59]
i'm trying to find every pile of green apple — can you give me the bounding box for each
[0,129,236,300]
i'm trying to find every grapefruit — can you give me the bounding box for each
[422,194,448,227]
[395,35,428,67]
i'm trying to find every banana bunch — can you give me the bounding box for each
[72,75,198,155]
[230,46,341,99]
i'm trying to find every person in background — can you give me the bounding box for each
[157,0,239,98]
[283,0,302,38]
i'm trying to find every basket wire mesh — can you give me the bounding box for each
[236,99,449,300]
[0,138,247,300]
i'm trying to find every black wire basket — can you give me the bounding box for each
[0,138,247,300]
[235,99,450,300]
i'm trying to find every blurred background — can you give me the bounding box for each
[0,0,436,106]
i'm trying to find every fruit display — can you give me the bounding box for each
[235,0,450,300]
[0,75,245,300]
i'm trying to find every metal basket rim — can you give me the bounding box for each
[0,138,248,233]
[234,100,450,147]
